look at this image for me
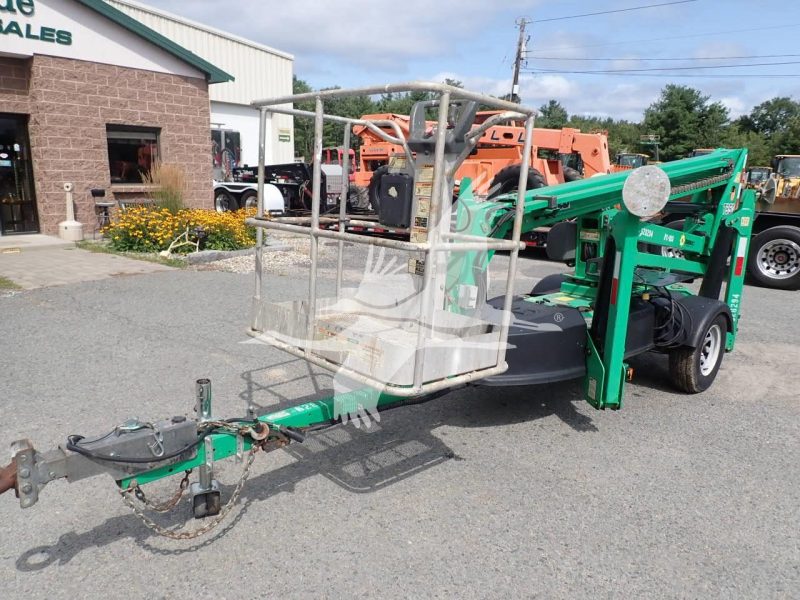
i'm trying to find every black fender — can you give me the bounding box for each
[531,273,568,296]
[673,295,732,349]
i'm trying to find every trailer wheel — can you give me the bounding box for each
[367,165,390,213]
[747,225,800,290]
[488,165,546,199]
[214,189,235,213]
[241,190,258,210]
[668,314,727,393]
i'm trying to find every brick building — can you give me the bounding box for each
[0,0,235,235]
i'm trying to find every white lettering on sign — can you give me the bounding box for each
[639,227,654,239]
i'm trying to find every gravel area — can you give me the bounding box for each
[196,233,336,274]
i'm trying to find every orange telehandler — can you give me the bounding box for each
[352,111,612,204]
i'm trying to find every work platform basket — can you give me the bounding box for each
[246,82,537,397]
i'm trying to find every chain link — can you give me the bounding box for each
[120,445,258,540]
[670,169,733,197]
[129,470,192,513]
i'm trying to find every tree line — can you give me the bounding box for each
[292,76,800,167]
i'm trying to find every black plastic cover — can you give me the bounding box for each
[624,297,656,358]
[378,173,414,228]
[480,297,588,386]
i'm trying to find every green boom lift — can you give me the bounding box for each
[0,83,758,538]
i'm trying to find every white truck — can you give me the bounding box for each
[213,163,345,214]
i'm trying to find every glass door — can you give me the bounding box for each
[0,115,39,234]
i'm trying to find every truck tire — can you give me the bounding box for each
[488,165,546,199]
[367,165,390,213]
[348,185,370,211]
[747,225,800,290]
[563,167,583,182]
[240,190,258,210]
[668,313,727,393]
[214,189,236,212]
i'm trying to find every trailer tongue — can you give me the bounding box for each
[0,83,758,540]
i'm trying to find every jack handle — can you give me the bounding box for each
[0,459,17,497]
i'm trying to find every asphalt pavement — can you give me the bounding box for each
[0,250,797,599]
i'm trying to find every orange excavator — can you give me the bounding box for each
[352,111,612,205]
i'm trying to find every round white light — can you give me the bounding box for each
[621,165,671,217]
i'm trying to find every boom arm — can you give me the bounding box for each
[449,148,753,409]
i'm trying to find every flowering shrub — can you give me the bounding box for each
[104,206,257,253]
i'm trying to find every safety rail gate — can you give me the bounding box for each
[245,82,537,397]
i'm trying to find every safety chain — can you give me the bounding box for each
[127,470,192,513]
[120,444,258,540]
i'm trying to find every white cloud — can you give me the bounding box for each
[143,0,791,121]
[692,41,748,60]
[520,74,578,101]
[152,0,545,71]
[719,96,747,118]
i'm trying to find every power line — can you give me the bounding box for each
[532,0,697,23]
[526,23,800,53]
[526,70,800,79]
[527,54,800,62]
[525,60,800,73]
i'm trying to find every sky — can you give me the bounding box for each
[146,0,799,122]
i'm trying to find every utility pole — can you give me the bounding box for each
[511,18,529,103]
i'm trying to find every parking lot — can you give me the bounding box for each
[0,250,798,598]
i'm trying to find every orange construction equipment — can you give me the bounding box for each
[352,111,612,195]
[321,147,356,183]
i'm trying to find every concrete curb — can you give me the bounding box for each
[185,244,292,264]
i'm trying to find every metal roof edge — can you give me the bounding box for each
[75,0,235,84]
[105,0,295,61]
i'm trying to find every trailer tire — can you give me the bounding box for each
[563,167,583,182]
[367,165,390,213]
[214,189,236,213]
[668,313,727,393]
[747,225,800,290]
[348,185,370,210]
[240,190,258,210]
[488,165,546,199]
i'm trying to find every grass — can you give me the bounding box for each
[76,240,187,269]
[0,276,21,290]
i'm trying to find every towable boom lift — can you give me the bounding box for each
[0,83,757,537]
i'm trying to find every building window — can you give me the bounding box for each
[211,129,241,179]
[107,126,160,184]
